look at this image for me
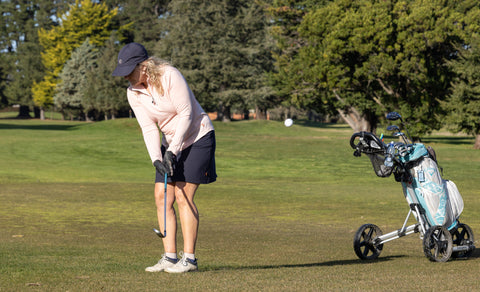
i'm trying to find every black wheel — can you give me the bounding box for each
[423,226,453,262]
[354,224,383,260]
[451,223,475,258]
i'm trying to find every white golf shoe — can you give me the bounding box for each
[165,255,198,273]
[145,255,178,272]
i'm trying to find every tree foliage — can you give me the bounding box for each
[443,35,480,148]
[270,0,480,136]
[265,0,328,100]
[0,52,8,108]
[106,0,170,46]
[32,0,119,116]
[55,36,130,121]
[1,0,480,150]
[55,39,98,120]
[156,0,276,120]
[0,0,69,113]
[85,36,130,120]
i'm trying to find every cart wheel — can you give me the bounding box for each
[353,224,383,260]
[451,223,475,258]
[423,225,453,262]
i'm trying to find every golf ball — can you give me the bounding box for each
[284,118,293,127]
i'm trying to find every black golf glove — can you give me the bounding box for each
[153,151,176,177]
[163,151,176,176]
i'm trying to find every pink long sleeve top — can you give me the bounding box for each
[127,65,214,163]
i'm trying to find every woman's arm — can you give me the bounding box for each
[127,91,163,163]
[164,68,195,156]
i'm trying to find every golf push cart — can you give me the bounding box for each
[349,112,475,262]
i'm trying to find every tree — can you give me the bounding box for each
[33,0,119,119]
[106,0,170,46]
[55,36,130,121]
[265,0,329,113]
[0,53,8,108]
[85,35,130,120]
[443,36,480,149]
[0,0,69,116]
[54,39,99,120]
[271,0,480,135]
[156,0,275,121]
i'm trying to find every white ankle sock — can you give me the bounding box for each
[184,253,195,260]
[166,253,177,259]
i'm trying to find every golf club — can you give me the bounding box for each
[386,111,412,143]
[153,172,168,238]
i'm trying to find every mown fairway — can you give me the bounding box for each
[1,116,480,291]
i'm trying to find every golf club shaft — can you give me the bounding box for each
[163,172,167,237]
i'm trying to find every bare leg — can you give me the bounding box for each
[154,182,177,254]
[174,182,200,254]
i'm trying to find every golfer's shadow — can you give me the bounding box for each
[202,255,404,272]
[204,249,480,271]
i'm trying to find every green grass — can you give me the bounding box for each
[1,118,480,291]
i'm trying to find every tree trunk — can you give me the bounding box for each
[17,105,31,119]
[39,107,45,120]
[255,105,267,120]
[34,107,41,119]
[243,108,250,120]
[336,108,373,133]
[217,104,231,122]
[474,133,480,149]
[332,89,374,133]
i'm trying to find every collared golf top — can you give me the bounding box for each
[127,65,214,163]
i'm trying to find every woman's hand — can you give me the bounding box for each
[153,151,176,176]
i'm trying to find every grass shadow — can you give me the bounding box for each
[295,120,349,129]
[0,123,79,131]
[202,255,405,272]
[421,136,474,146]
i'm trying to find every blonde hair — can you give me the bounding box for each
[141,57,171,95]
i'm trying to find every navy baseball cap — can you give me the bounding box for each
[112,42,149,76]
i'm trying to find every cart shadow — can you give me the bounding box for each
[203,255,405,272]
[452,247,480,260]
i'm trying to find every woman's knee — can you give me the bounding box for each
[174,191,189,206]
[174,182,198,206]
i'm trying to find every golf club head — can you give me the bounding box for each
[387,125,400,132]
[153,228,166,238]
[386,111,402,121]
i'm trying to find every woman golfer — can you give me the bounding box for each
[112,42,216,273]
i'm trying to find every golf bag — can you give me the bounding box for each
[398,143,463,230]
[350,126,474,262]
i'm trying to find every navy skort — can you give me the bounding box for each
[156,130,217,184]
